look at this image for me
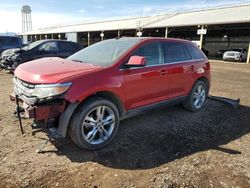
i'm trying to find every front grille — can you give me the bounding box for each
[227,53,236,56]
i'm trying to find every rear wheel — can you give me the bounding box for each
[69,97,119,150]
[183,80,208,112]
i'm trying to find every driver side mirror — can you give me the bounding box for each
[126,56,147,68]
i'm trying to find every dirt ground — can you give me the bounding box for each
[0,61,250,188]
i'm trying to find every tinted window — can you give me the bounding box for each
[59,42,75,51]
[162,42,192,63]
[0,37,20,46]
[185,43,204,60]
[132,42,163,66]
[40,41,58,52]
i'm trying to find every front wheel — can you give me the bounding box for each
[183,80,208,112]
[69,97,120,150]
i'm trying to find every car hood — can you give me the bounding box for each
[14,57,103,84]
[1,48,25,57]
[225,51,240,54]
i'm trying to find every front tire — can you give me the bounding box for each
[69,97,120,150]
[183,80,208,112]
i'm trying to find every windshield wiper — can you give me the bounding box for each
[71,59,97,66]
[71,59,84,63]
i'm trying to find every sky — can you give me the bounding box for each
[0,0,250,33]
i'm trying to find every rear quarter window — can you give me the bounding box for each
[185,43,205,60]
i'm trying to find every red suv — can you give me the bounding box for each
[11,37,210,150]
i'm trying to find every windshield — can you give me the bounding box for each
[26,40,45,50]
[230,49,242,52]
[68,38,141,66]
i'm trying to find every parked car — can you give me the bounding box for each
[0,39,83,70]
[11,37,210,150]
[0,35,23,54]
[223,48,247,62]
[216,49,227,58]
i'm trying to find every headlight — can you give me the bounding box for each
[32,82,72,99]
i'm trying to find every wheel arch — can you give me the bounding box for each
[57,90,126,138]
[196,76,210,92]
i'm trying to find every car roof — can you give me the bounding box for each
[0,35,20,38]
[108,37,192,44]
[37,39,76,43]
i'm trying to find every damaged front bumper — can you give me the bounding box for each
[10,76,75,138]
[10,93,66,123]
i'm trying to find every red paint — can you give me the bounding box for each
[13,38,211,122]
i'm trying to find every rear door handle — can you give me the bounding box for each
[189,65,194,71]
[160,69,167,76]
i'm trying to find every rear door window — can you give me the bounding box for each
[59,42,74,52]
[132,42,164,66]
[162,42,192,63]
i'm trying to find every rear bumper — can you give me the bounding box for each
[10,93,66,123]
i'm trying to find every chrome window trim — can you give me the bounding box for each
[120,58,205,71]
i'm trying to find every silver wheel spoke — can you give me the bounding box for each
[96,106,105,121]
[85,116,96,124]
[102,115,115,126]
[194,99,199,106]
[99,129,106,140]
[86,128,98,142]
[100,126,109,136]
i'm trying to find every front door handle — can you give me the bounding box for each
[160,70,167,76]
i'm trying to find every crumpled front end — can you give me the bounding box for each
[0,49,20,70]
[10,76,69,124]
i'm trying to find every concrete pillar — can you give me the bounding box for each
[247,41,250,64]
[118,30,120,38]
[87,32,90,46]
[100,32,104,41]
[165,27,168,38]
[199,25,204,49]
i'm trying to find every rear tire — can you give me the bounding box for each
[69,97,120,150]
[183,80,208,112]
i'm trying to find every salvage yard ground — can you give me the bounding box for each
[0,61,250,188]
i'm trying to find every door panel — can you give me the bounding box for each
[162,41,194,99]
[123,65,170,109]
[122,41,170,110]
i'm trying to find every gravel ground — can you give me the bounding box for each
[0,61,250,188]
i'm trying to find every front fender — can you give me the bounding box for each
[57,102,80,137]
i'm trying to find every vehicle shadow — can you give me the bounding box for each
[48,99,250,170]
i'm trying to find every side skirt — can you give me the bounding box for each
[121,96,187,120]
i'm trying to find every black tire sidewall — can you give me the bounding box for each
[70,98,120,150]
